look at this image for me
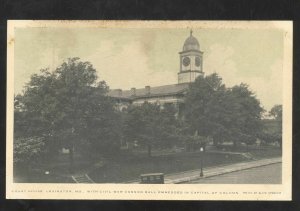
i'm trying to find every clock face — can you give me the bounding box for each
[183,57,190,66]
[195,56,201,67]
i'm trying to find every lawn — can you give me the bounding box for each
[247,147,282,159]
[13,145,281,183]
[13,153,93,183]
[88,151,249,183]
[88,146,281,183]
[13,167,74,183]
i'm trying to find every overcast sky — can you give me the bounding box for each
[14,27,283,111]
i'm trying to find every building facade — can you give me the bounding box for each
[108,31,204,109]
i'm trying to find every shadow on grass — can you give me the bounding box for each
[13,146,281,183]
[88,151,249,183]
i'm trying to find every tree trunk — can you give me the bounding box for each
[279,140,282,149]
[213,138,218,147]
[69,146,74,174]
[147,144,152,157]
[233,140,237,150]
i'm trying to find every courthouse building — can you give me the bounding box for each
[108,31,204,110]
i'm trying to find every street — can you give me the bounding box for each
[188,163,281,184]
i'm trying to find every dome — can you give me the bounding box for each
[183,30,200,51]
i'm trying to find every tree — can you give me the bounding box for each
[184,73,230,145]
[123,102,180,157]
[15,58,121,172]
[264,104,282,148]
[269,104,282,121]
[13,137,45,171]
[229,84,264,147]
[157,103,183,148]
[184,73,264,148]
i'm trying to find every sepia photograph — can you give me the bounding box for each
[6,21,292,200]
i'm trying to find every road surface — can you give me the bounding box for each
[188,163,281,184]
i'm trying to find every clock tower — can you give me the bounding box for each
[178,30,204,84]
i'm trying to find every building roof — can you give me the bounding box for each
[183,30,200,51]
[108,83,190,99]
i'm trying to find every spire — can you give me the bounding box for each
[190,29,193,36]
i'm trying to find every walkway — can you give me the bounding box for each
[72,174,95,183]
[189,163,281,184]
[127,157,281,184]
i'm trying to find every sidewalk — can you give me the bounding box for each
[127,157,282,184]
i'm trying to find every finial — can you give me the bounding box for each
[190,29,193,36]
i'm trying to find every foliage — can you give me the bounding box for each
[269,104,282,121]
[259,132,280,144]
[14,58,121,163]
[260,108,282,147]
[184,73,264,146]
[183,134,210,152]
[13,137,45,167]
[229,83,264,145]
[123,102,181,156]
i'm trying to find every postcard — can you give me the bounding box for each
[6,20,292,200]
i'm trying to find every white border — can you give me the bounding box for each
[6,20,293,200]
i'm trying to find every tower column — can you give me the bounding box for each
[178,31,204,84]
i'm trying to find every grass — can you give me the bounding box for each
[247,147,282,159]
[13,167,74,183]
[13,145,281,183]
[13,153,93,183]
[88,151,249,183]
[88,146,281,183]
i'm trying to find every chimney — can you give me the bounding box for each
[131,87,136,96]
[116,89,122,97]
[145,86,150,95]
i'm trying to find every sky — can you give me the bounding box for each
[14,26,284,111]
